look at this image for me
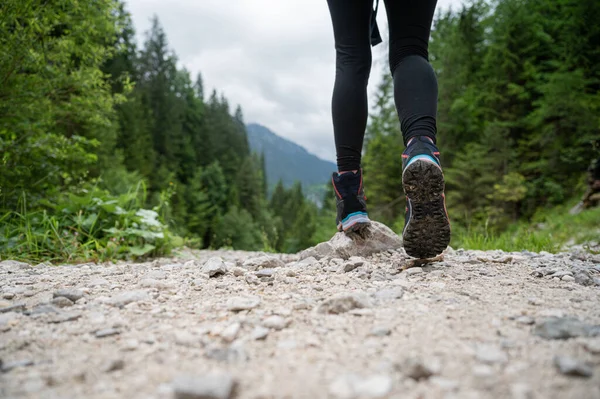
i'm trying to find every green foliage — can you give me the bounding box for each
[1,0,123,209]
[453,202,600,253]
[0,184,173,262]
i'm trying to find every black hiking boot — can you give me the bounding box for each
[332,169,371,232]
[401,136,451,258]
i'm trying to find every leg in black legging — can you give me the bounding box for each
[326,0,373,172]
[383,0,438,146]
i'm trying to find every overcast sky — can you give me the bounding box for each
[126,0,464,163]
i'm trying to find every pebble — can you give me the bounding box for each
[515,316,535,325]
[47,311,81,324]
[27,304,59,315]
[53,288,84,302]
[172,373,237,399]
[255,268,276,278]
[50,297,74,308]
[107,290,150,308]
[220,323,241,342]
[203,257,228,277]
[2,292,15,300]
[369,326,392,337]
[583,339,600,354]
[242,255,284,271]
[533,317,599,340]
[554,355,593,377]
[250,326,269,340]
[0,303,26,314]
[262,315,288,330]
[561,275,575,282]
[329,374,392,399]
[475,344,508,364]
[1,359,34,373]
[373,287,404,301]
[317,292,372,314]
[403,358,435,380]
[103,359,125,373]
[405,267,424,276]
[95,328,121,338]
[226,296,261,311]
[121,339,140,351]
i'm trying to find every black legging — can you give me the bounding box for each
[327,0,438,171]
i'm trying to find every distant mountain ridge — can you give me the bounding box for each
[246,123,336,190]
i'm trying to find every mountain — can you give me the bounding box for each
[246,123,336,190]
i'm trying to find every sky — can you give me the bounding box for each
[126,0,465,163]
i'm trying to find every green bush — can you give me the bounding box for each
[0,183,174,263]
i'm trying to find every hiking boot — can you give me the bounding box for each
[332,169,370,232]
[401,136,451,258]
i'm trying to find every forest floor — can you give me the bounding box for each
[1,222,599,399]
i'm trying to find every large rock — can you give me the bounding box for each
[298,221,402,260]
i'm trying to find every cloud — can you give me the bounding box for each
[126,0,464,162]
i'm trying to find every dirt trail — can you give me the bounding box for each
[1,223,599,399]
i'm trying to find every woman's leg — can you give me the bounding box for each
[383,0,438,145]
[326,0,373,172]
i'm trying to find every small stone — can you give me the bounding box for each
[203,257,228,277]
[250,326,269,340]
[573,270,593,286]
[373,287,404,301]
[354,374,393,398]
[405,267,424,276]
[244,274,259,285]
[533,317,599,340]
[262,315,288,330]
[107,290,149,308]
[0,302,26,314]
[403,358,435,380]
[204,344,248,363]
[2,293,15,300]
[140,279,173,290]
[88,278,109,287]
[475,345,508,364]
[226,296,261,311]
[231,267,246,277]
[317,292,372,314]
[47,311,81,324]
[220,323,241,342]
[515,316,535,325]
[103,359,125,373]
[50,297,74,308]
[255,268,275,278]
[121,339,140,351]
[554,355,593,377]
[1,359,34,373]
[561,275,575,282]
[242,255,285,271]
[369,326,391,337]
[53,289,84,302]
[95,328,121,338]
[582,339,600,354]
[172,373,237,399]
[528,297,543,306]
[27,304,59,315]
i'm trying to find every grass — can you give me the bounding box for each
[452,202,600,253]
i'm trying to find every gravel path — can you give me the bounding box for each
[1,223,599,399]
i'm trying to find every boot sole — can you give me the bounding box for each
[338,212,371,233]
[402,159,451,259]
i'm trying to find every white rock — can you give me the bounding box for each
[203,257,228,277]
